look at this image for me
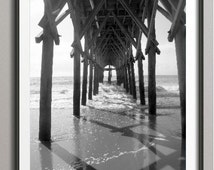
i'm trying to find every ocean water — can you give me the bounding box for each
[30,75,179,109]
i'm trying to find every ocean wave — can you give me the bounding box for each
[143,86,178,93]
[30,76,179,109]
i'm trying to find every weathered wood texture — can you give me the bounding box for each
[37,0,186,141]
[108,66,112,84]
[88,60,93,100]
[73,25,81,116]
[137,50,146,105]
[39,25,54,141]
[147,0,157,115]
[95,67,99,95]
[175,24,186,138]
[93,64,97,95]
[127,63,132,95]
[81,34,89,106]
[160,0,186,138]
[124,66,129,93]
[130,58,137,99]
[73,44,81,116]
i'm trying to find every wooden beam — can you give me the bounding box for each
[166,0,176,11]
[96,40,110,55]
[94,35,111,53]
[157,5,172,22]
[43,0,60,45]
[111,12,137,48]
[111,39,126,56]
[89,0,100,29]
[145,0,159,54]
[94,30,111,52]
[108,47,123,62]
[35,32,44,44]
[168,0,185,42]
[67,1,83,52]
[38,0,66,27]
[78,0,105,40]
[111,28,128,52]
[87,12,110,50]
[140,0,145,8]
[74,45,104,70]
[109,44,124,60]
[36,9,70,43]
[118,0,159,46]
[100,45,109,56]
[135,0,148,60]
[104,68,116,71]
[160,0,185,24]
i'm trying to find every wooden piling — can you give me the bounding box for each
[130,57,137,99]
[108,65,112,84]
[95,67,99,94]
[116,69,120,85]
[39,25,54,141]
[124,66,129,92]
[137,50,146,105]
[67,1,82,117]
[88,60,93,100]
[159,0,186,138]
[175,24,186,138]
[123,67,126,88]
[93,64,97,95]
[98,69,104,83]
[81,34,89,106]
[101,70,104,83]
[120,69,123,85]
[147,0,157,115]
[117,68,122,86]
[127,63,132,95]
[73,44,81,117]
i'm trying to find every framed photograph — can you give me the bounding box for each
[19,0,205,169]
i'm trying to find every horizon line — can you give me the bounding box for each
[30,74,178,78]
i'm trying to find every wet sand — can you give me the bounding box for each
[31,83,185,170]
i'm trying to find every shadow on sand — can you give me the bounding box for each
[38,115,185,170]
[39,118,97,170]
[88,116,185,170]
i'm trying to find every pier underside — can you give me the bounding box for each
[34,0,186,169]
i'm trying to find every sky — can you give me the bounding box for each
[30,0,178,77]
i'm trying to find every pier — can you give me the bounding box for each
[34,0,186,169]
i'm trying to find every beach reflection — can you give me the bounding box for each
[36,110,184,170]
[38,119,97,170]
[39,142,53,170]
[31,83,185,170]
[180,137,186,170]
[148,116,157,170]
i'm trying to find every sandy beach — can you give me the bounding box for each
[30,82,184,170]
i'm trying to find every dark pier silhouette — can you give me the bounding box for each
[34,0,186,169]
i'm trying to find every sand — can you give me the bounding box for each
[30,83,185,170]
